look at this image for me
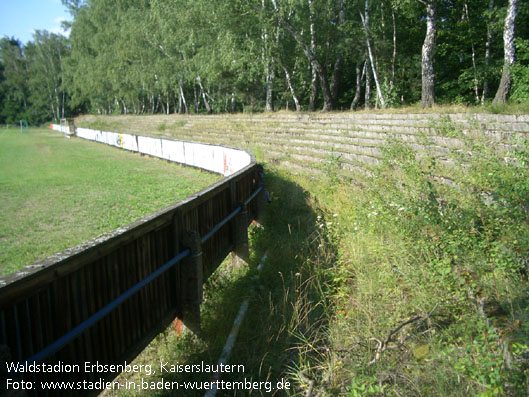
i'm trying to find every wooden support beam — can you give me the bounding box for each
[180,231,203,335]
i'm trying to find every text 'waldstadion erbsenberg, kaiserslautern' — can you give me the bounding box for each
[6,360,245,376]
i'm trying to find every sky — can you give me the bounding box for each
[0,0,71,45]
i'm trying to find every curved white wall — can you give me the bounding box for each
[52,125,252,176]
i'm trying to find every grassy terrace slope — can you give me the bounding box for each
[0,128,219,276]
[78,113,529,396]
[77,111,529,180]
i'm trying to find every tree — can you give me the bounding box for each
[419,0,437,107]
[25,31,70,123]
[271,0,344,111]
[0,38,28,124]
[493,0,518,104]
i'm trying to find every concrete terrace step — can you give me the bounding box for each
[175,118,523,141]
[75,112,527,183]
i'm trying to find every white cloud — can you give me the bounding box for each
[49,16,71,37]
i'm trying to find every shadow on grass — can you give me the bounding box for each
[127,168,339,396]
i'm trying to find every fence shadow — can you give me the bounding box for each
[129,169,339,396]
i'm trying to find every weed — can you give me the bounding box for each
[173,120,187,128]
[321,149,343,185]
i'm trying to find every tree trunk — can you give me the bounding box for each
[330,0,345,103]
[360,6,386,109]
[364,0,371,109]
[262,0,274,112]
[308,0,318,112]
[179,83,187,114]
[272,0,333,111]
[464,3,480,103]
[197,76,212,114]
[193,83,199,113]
[421,0,437,108]
[283,66,301,111]
[351,60,366,110]
[391,7,396,88]
[493,0,518,104]
[481,0,494,104]
[265,63,274,111]
[309,66,318,111]
[365,57,371,109]
[318,68,334,111]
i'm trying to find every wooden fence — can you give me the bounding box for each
[0,126,266,394]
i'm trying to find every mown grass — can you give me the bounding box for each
[0,128,219,276]
[82,113,529,396]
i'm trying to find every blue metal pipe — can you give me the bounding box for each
[20,184,265,366]
[21,248,191,367]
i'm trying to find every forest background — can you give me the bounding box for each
[0,0,528,125]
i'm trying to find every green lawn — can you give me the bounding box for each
[0,128,220,276]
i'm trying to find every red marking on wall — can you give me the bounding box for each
[173,318,184,335]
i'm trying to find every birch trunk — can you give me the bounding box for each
[364,0,371,109]
[391,7,396,88]
[308,0,318,111]
[283,66,301,111]
[309,67,318,111]
[365,58,371,109]
[493,0,518,104]
[196,76,212,114]
[464,3,480,103]
[421,0,437,107]
[178,83,187,114]
[262,0,274,112]
[271,0,333,110]
[481,0,494,104]
[193,84,199,113]
[265,63,274,112]
[330,0,345,103]
[351,60,366,110]
[360,14,386,108]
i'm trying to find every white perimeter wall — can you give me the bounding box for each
[52,125,252,176]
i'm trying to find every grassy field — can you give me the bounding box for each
[0,128,219,276]
[84,113,529,396]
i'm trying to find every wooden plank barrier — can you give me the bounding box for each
[0,125,266,394]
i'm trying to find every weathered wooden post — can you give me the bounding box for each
[233,203,249,262]
[180,230,203,334]
[256,166,267,223]
[67,119,76,137]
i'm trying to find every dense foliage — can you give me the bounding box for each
[1,0,528,123]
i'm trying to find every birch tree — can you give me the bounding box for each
[419,0,437,107]
[493,0,518,104]
[271,0,340,111]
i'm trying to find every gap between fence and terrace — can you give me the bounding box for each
[0,123,267,394]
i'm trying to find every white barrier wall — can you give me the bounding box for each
[53,125,252,176]
[50,123,69,134]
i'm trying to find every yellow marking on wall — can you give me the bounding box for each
[119,134,123,148]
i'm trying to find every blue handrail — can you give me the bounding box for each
[19,184,265,367]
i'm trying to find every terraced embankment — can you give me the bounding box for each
[76,112,529,178]
[74,111,529,396]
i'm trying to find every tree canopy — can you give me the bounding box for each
[1,0,528,123]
